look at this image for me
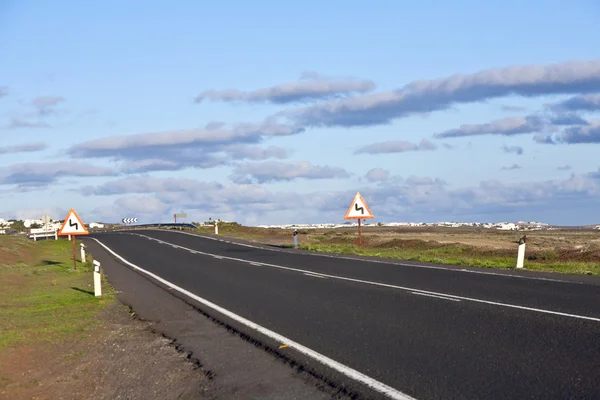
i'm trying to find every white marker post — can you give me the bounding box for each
[80,243,86,263]
[54,231,58,240]
[215,221,219,235]
[93,260,102,297]
[516,235,526,269]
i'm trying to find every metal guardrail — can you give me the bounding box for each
[28,231,58,240]
[90,223,200,233]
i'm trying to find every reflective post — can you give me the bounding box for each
[516,235,526,269]
[93,260,102,296]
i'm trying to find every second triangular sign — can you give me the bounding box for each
[344,192,374,220]
[58,208,90,236]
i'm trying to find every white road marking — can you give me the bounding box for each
[88,237,415,400]
[160,229,582,284]
[128,232,600,323]
[304,272,327,279]
[411,292,461,302]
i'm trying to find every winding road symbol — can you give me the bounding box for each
[355,203,365,214]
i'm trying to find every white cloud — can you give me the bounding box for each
[281,60,600,128]
[2,206,68,221]
[32,96,65,116]
[435,116,544,138]
[551,94,600,112]
[195,72,375,104]
[230,161,351,183]
[364,168,390,182]
[355,139,436,154]
[501,145,524,155]
[76,170,600,225]
[67,120,301,173]
[535,120,600,144]
[6,118,51,129]
[0,142,48,155]
[0,161,117,188]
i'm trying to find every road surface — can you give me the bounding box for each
[88,229,600,400]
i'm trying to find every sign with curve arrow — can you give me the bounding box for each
[57,209,89,236]
[344,192,374,220]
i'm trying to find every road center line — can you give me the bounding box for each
[304,272,327,279]
[88,237,415,400]
[162,229,582,284]
[129,232,600,323]
[410,292,461,302]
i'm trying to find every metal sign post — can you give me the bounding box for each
[357,219,362,247]
[72,236,77,270]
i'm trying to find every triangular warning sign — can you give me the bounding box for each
[344,192,374,220]
[57,208,89,236]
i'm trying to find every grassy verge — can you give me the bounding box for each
[0,236,115,348]
[300,242,600,276]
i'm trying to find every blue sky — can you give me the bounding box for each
[1,0,599,225]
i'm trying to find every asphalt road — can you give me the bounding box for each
[89,229,600,400]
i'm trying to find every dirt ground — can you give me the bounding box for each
[0,303,211,400]
[201,225,600,251]
[0,236,36,266]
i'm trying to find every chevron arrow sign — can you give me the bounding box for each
[122,218,138,224]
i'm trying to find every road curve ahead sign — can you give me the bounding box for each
[344,192,374,220]
[57,208,90,236]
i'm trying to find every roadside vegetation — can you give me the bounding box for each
[0,236,115,348]
[0,235,210,399]
[186,224,600,276]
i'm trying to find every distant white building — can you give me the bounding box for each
[24,219,44,228]
[496,223,518,231]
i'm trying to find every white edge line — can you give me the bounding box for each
[159,229,583,285]
[130,233,600,323]
[410,292,461,302]
[88,237,416,400]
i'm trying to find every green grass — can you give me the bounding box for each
[300,242,600,276]
[0,237,115,348]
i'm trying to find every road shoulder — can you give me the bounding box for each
[84,238,346,400]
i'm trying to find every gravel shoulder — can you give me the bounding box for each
[0,302,210,400]
[83,239,347,400]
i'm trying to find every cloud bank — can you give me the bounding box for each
[196,72,375,104]
[0,142,47,155]
[435,116,543,138]
[230,161,351,183]
[280,60,600,128]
